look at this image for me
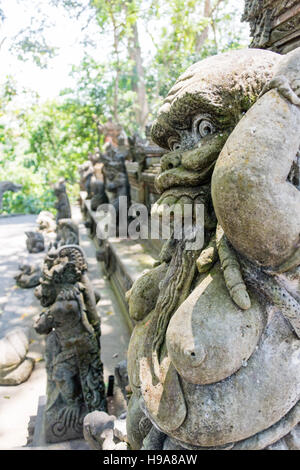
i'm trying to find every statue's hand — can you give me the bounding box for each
[216,225,251,310]
[261,75,300,106]
[260,48,300,106]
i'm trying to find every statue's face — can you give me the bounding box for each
[151,49,280,209]
[155,116,230,195]
[35,280,57,307]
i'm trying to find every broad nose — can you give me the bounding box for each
[160,151,182,171]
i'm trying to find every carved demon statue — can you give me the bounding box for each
[34,245,106,443]
[126,48,300,450]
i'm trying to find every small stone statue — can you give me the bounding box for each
[79,161,94,195]
[55,218,79,247]
[25,231,45,253]
[0,181,22,211]
[102,141,131,220]
[90,179,108,212]
[0,327,34,385]
[34,245,106,443]
[53,179,71,222]
[14,263,42,288]
[37,211,56,233]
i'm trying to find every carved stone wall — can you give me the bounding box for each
[243,0,300,53]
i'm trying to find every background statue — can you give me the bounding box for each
[25,231,45,253]
[53,179,71,222]
[101,141,131,221]
[126,48,300,450]
[34,245,106,443]
[55,218,79,247]
[15,263,42,288]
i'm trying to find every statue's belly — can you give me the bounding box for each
[166,264,265,384]
[127,265,300,447]
[169,307,300,446]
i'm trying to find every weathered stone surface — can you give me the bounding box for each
[25,232,44,253]
[0,358,34,386]
[37,211,56,233]
[0,327,34,385]
[113,418,128,443]
[83,411,115,450]
[166,263,265,385]
[212,89,300,268]
[55,218,79,247]
[243,0,300,54]
[15,264,42,288]
[0,327,29,370]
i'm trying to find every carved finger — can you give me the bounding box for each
[260,76,300,106]
[216,225,251,310]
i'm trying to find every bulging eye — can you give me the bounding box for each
[192,116,216,138]
[168,136,181,151]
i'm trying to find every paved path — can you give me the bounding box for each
[0,214,46,450]
[0,208,131,449]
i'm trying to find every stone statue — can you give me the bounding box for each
[0,181,22,211]
[53,179,71,222]
[0,327,34,385]
[101,141,131,221]
[25,231,45,253]
[79,161,94,195]
[15,263,42,288]
[34,245,106,443]
[37,211,56,233]
[55,218,79,247]
[90,179,109,212]
[126,48,300,450]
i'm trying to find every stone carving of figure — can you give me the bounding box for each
[55,218,79,247]
[126,48,300,450]
[34,245,106,443]
[15,263,42,288]
[79,161,94,196]
[25,231,45,253]
[102,140,131,219]
[37,211,56,233]
[53,179,71,222]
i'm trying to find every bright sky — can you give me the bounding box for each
[0,0,103,100]
[0,0,249,102]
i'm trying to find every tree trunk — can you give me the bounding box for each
[195,0,211,53]
[128,21,149,129]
